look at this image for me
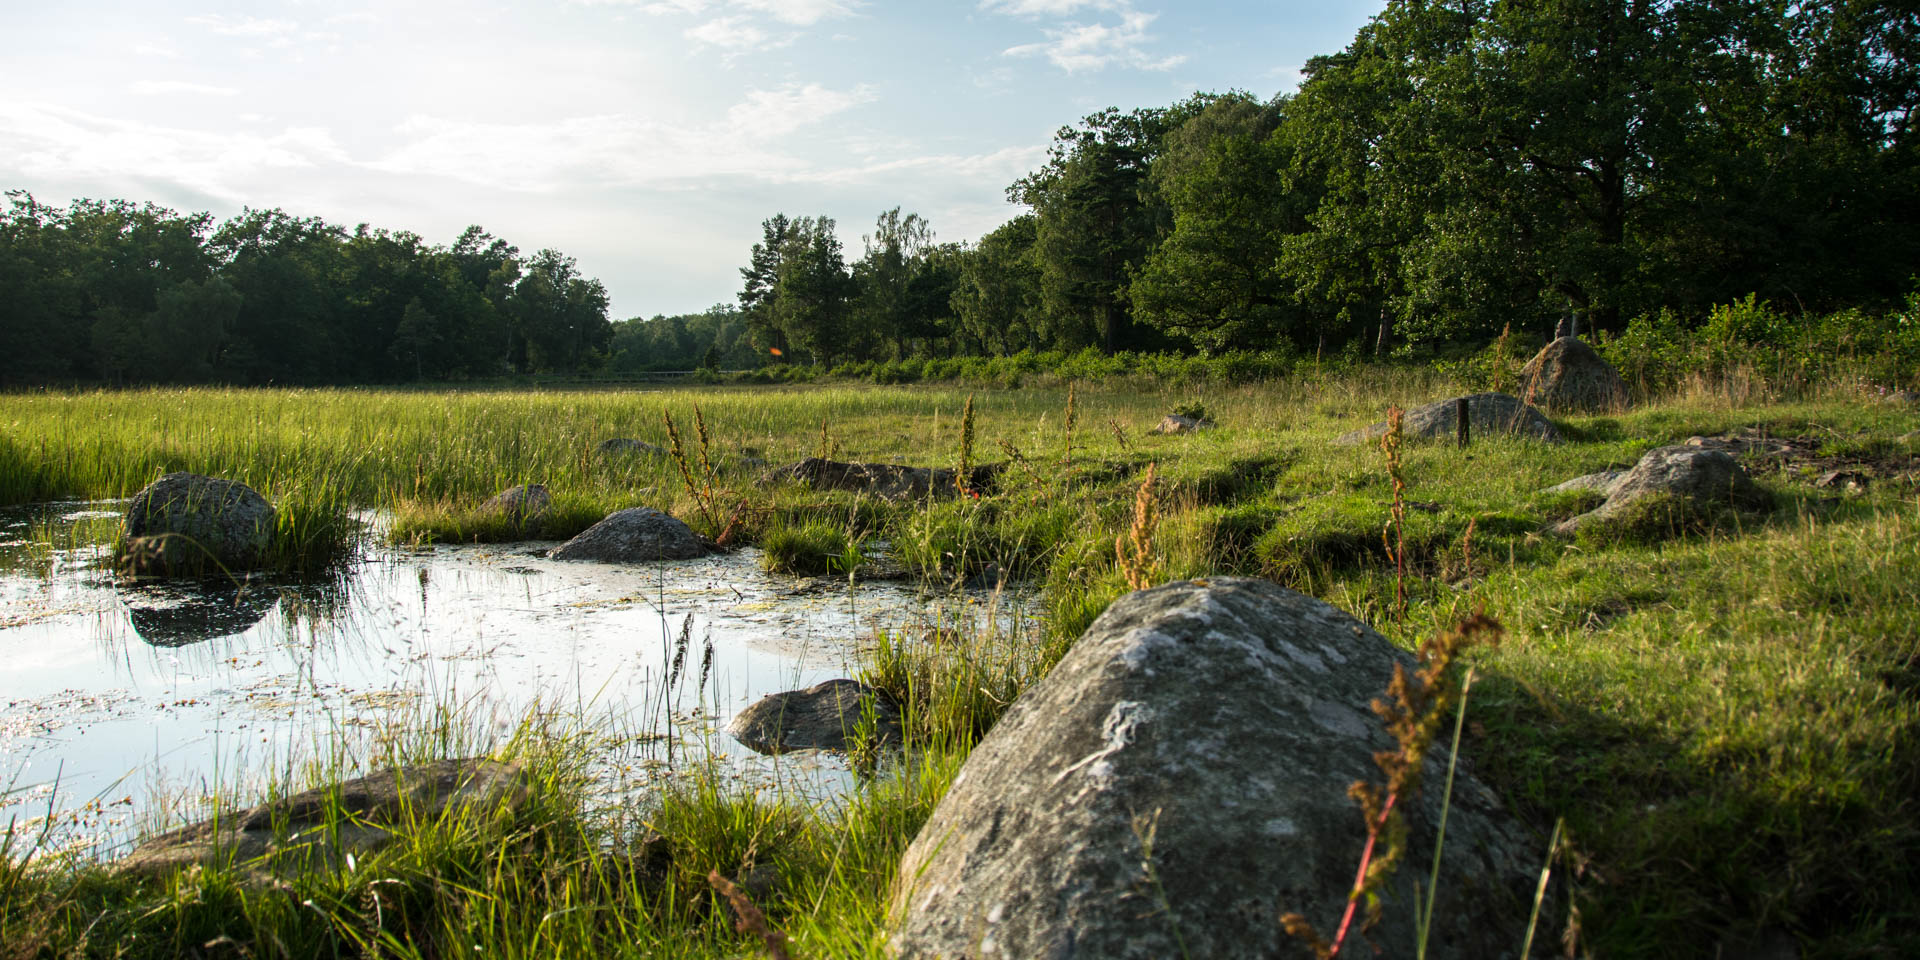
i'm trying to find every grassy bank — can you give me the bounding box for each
[3,372,1917,956]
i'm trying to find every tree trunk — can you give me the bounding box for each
[1374,308,1390,357]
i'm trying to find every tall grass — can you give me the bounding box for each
[6,370,1919,954]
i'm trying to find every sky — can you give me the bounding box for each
[1,0,1385,320]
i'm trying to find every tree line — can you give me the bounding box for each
[3,0,1912,385]
[0,196,610,385]
[742,0,1917,363]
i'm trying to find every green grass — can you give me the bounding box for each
[3,370,1919,955]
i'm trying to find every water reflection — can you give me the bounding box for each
[119,578,279,647]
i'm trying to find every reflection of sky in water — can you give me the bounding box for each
[0,502,1028,858]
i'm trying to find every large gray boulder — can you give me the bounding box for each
[1554,445,1771,535]
[728,679,902,755]
[1519,336,1630,412]
[889,578,1536,960]
[761,457,1001,501]
[120,472,277,575]
[118,759,528,877]
[1334,392,1560,446]
[549,507,709,562]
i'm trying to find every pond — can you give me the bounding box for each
[0,502,1027,859]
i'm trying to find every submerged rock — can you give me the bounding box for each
[549,507,709,563]
[1519,336,1630,412]
[478,483,552,533]
[117,759,529,877]
[890,577,1537,960]
[761,457,1000,501]
[120,473,277,575]
[728,679,901,755]
[1334,392,1560,446]
[1554,445,1771,535]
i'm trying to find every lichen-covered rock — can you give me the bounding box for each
[1150,414,1213,435]
[549,507,709,562]
[478,483,552,532]
[728,679,901,755]
[1554,446,1771,535]
[1334,392,1560,446]
[118,759,528,877]
[889,578,1537,960]
[1519,336,1631,412]
[760,457,1001,501]
[1546,470,1627,496]
[121,473,277,575]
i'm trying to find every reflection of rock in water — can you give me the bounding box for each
[120,578,279,647]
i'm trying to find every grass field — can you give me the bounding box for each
[2,371,1917,957]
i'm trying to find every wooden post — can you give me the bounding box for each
[1456,397,1471,448]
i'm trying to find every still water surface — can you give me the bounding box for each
[0,502,1020,857]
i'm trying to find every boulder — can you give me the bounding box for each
[889,578,1536,960]
[598,438,666,458]
[1150,414,1213,435]
[478,483,552,532]
[1554,445,1771,535]
[760,457,1001,501]
[118,759,528,877]
[1546,470,1626,497]
[727,679,902,755]
[549,507,709,563]
[1334,392,1560,446]
[120,473,277,575]
[1518,337,1630,412]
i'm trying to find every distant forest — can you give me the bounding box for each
[3,0,1913,385]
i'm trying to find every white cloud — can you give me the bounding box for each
[0,102,345,201]
[783,143,1047,186]
[686,16,774,50]
[367,83,876,192]
[979,0,1119,15]
[127,80,240,97]
[725,82,875,137]
[1002,8,1182,72]
[185,14,300,38]
[133,40,182,59]
[731,0,856,26]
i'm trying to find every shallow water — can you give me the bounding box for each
[0,502,1024,858]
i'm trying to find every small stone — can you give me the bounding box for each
[549,508,710,563]
[1150,414,1213,435]
[1813,469,1869,492]
[727,679,901,755]
[1334,392,1560,446]
[478,483,552,532]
